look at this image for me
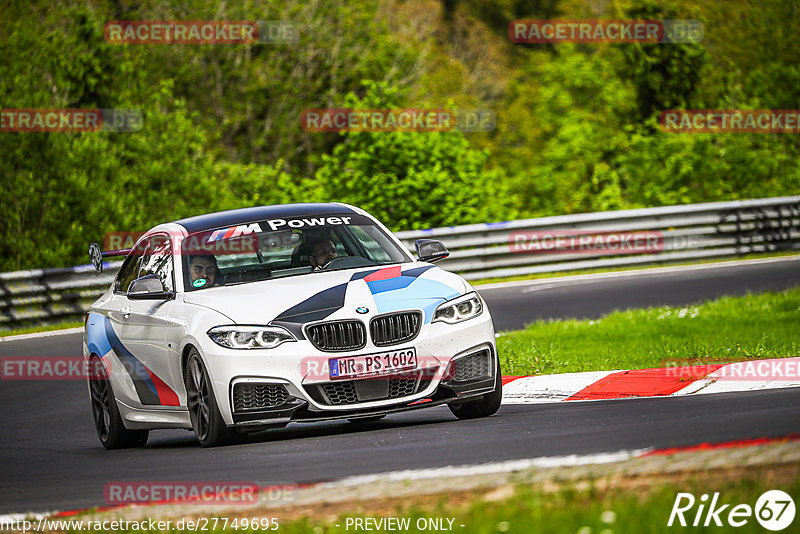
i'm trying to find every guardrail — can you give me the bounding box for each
[1,196,799,330]
[395,195,800,280]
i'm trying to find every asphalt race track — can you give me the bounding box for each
[1,257,799,514]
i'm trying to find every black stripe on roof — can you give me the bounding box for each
[173,203,358,233]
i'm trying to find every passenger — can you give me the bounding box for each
[188,255,220,288]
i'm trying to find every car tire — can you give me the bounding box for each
[185,349,240,447]
[447,355,503,420]
[88,356,149,449]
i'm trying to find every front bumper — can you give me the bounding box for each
[229,347,498,430]
[198,310,498,428]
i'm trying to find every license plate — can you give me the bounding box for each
[329,348,417,380]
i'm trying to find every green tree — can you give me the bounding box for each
[617,0,708,122]
[313,81,515,230]
[514,45,636,214]
[0,6,298,270]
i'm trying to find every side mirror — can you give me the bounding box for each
[128,274,174,300]
[415,239,449,263]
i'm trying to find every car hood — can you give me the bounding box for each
[182,262,468,328]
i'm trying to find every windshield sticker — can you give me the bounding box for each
[192,278,207,288]
[266,216,352,231]
[207,223,263,243]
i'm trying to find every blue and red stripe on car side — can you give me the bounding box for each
[86,313,179,406]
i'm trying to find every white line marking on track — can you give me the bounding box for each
[0,327,83,343]
[0,450,650,518]
[0,512,48,523]
[319,449,652,487]
[476,255,800,292]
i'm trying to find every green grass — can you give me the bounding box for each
[496,287,800,376]
[470,251,800,286]
[0,319,83,337]
[67,471,795,533]
[271,476,800,534]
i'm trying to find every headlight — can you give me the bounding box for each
[207,325,295,349]
[433,292,484,324]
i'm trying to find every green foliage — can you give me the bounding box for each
[618,123,800,207]
[1,0,799,270]
[0,6,298,271]
[617,0,709,122]
[143,0,420,175]
[501,45,637,215]
[313,81,515,230]
[266,473,799,534]
[745,62,800,109]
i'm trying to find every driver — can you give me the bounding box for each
[188,255,220,288]
[309,239,338,270]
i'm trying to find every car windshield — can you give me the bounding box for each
[181,213,410,290]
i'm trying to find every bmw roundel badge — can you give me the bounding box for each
[356,306,369,314]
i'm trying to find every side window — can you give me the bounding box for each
[115,250,145,293]
[138,234,174,291]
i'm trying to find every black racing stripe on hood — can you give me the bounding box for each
[400,265,435,278]
[269,320,306,340]
[349,269,380,281]
[273,283,348,325]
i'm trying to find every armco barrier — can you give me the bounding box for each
[1,196,799,330]
[0,263,120,328]
[396,195,800,280]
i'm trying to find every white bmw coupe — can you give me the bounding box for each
[84,203,501,448]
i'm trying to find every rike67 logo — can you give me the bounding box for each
[668,490,795,530]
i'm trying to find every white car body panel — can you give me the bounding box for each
[84,204,499,435]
